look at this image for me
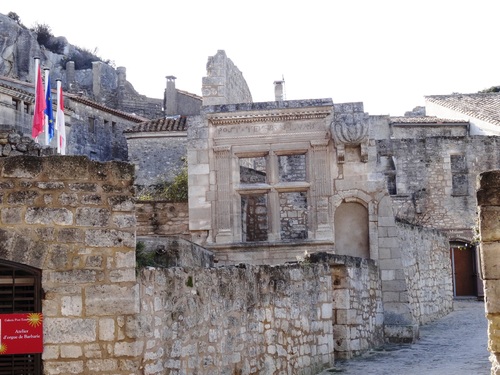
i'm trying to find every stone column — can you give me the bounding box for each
[310,139,333,240]
[214,146,232,243]
[477,170,500,375]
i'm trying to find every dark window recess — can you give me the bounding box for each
[12,99,19,111]
[386,174,397,195]
[241,194,268,242]
[89,117,95,133]
[112,121,117,133]
[451,155,468,196]
[0,260,42,375]
[24,103,30,114]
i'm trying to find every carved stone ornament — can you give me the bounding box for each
[330,103,370,163]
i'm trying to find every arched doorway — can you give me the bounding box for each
[0,260,42,374]
[334,202,370,258]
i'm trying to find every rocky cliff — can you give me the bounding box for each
[0,12,164,119]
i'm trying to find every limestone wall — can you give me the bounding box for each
[477,170,500,374]
[378,136,500,240]
[202,50,253,106]
[138,253,383,375]
[0,156,139,374]
[397,222,453,325]
[135,201,189,237]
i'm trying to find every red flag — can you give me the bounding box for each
[32,65,46,139]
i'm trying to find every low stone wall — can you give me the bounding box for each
[135,201,189,237]
[138,253,383,374]
[137,236,214,268]
[397,221,453,324]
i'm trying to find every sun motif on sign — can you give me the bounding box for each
[0,343,7,354]
[27,313,42,328]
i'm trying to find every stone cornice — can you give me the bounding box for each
[208,109,332,126]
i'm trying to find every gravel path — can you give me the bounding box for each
[318,299,490,375]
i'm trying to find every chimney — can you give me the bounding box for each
[165,75,177,116]
[274,80,285,102]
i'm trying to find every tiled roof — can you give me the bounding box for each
[66,93,147,123]
[389,116,469,124]
[425,92,500,127]
[124,116,188,133]
[0,75,148,123]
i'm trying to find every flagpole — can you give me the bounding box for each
[33,58,40,143]
[43,68,50,146]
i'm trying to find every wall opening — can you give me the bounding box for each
[241,194,268,242]
[280,191,308,240]
[334,202,369,258]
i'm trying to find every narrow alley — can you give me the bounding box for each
[319,299,489,375]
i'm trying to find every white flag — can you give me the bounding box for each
[55,80,66,155]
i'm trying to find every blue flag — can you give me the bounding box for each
[44,76,54,142]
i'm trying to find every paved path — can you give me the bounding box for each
[318,299,490,375]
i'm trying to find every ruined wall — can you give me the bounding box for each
[66,100,132,162]
[477,170,500,375]
[378,136,500,240]
[309,254,384,360]
[126,134,187,187]
[0,156,139,374]
[397,222,453,325]
[135,201,189,237]
[136,236,213,268]
[202,50,253,105]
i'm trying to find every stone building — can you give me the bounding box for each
[0,15,494,371]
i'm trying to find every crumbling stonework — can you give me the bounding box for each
[135,201,190,237]
[202,50,253,106]
[477,170,500,375]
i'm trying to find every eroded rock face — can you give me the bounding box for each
[0,14,44,80]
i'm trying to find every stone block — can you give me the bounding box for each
[25,207,73,225]
[75,207,111,227]
[480,243,500,279]
[480,207,500,242]
[114,341,144,357]
[85,229,135,248]
[1,207,22,224]
[86,359,118,372]
[44,318,96,344]
[99,318,116,341]
[61,295,83,316]
[60,345,83,358]
[85,284,139,315]
[42,360,84,374]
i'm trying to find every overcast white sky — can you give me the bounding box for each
[1,1,499,116]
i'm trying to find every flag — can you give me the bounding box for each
[45,74,54,142]
[55,81,66,155]
[32,65,46,139]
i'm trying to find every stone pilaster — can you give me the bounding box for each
[213,146,232,243]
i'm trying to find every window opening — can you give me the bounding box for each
[280,191,308,240]
[239,156,266,183]
[241,194,268,242]
[278,154,306,182]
